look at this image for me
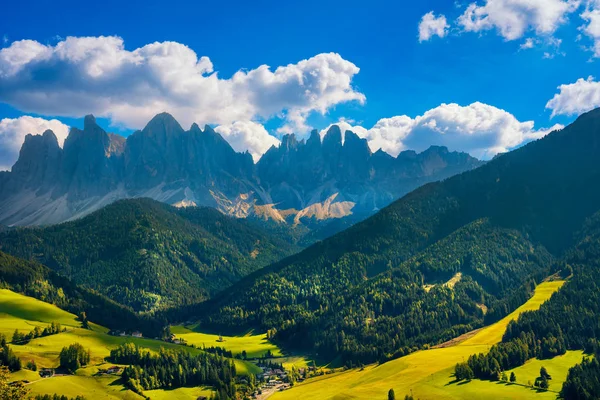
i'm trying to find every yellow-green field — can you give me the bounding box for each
[0,289,86,336]
[0,290,258,399]
[172,324,283,358]
[144,386,213,400]
[272,280,575,400]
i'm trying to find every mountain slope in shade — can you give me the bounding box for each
[185,108,600,364]
[0,113,482,234]
[0,198,297,312]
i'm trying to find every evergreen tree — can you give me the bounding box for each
[540,366,551,380]
[59,343,90,373]
[388,388,396,400]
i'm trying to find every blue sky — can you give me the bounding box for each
[0,0,599,168]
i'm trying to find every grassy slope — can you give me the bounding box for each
[172,325,283,358]
[1,289,259,399]
[144,386,213,400]
[273,281,578,400]
[0,289,85,336]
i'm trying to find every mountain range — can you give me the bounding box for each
[0,113,482,233]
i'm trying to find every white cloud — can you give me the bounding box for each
[215,120,280,162]
[546,76,600,116]
[0,116,69,171]
[581,2,600,56]
[419,12,450,42]
[321,102,561,159]
[520,37,536,49]
[457,0,579,41]
[0,36,364,134]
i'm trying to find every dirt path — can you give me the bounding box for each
[431,327,482,349]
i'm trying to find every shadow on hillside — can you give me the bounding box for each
[445,377,472,386]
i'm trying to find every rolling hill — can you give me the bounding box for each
[0,198,298,312]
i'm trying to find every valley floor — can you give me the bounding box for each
[271,281,582,400]
[2,281,584,400]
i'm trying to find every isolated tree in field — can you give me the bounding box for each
[79,312,89,329]
[540,366,551,380]
[501,372,508,382]
[388,388,396,400]
[25,360,37,371]
[510,372,516,383]
[540,376,549,390]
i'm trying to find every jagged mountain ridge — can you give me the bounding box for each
[0,113,482,227]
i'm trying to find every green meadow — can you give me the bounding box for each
[0,289,260,399]
[172,324,283,358]
[272,280,584,400]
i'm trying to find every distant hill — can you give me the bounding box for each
[0,113,481,242]
[0,198,297,312]
[185,108,600,365]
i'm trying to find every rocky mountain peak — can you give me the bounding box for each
[42,129,60,147]
[323,125,342,148]
[11,129,62,192]
[306,129,322,149]
[141,112,184,141]
[343,130,371,156]
[83,114,97,130]
[281,134,300,150]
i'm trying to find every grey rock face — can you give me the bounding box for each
[0,113,483,227]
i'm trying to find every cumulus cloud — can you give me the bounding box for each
[0,116,69,170]
[0,36,364,135]
[520,37,536,49]
[580,1,600,56]
[419,12,450,42]
[215,120,280,162]
[546,76,600,116]
[457,0,579,41]
[322,102,562,159]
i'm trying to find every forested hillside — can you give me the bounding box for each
[184,108,600,366]
[0,251,162,336]
[0,198,297,312]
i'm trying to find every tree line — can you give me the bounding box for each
[110,342,237,398]
[11,322,66,345]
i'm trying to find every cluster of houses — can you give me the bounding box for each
[39,368,54,378]
[258,367,287,382]
[96,366,121,375]
[110,330,143,338]
[166,332,183,344]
